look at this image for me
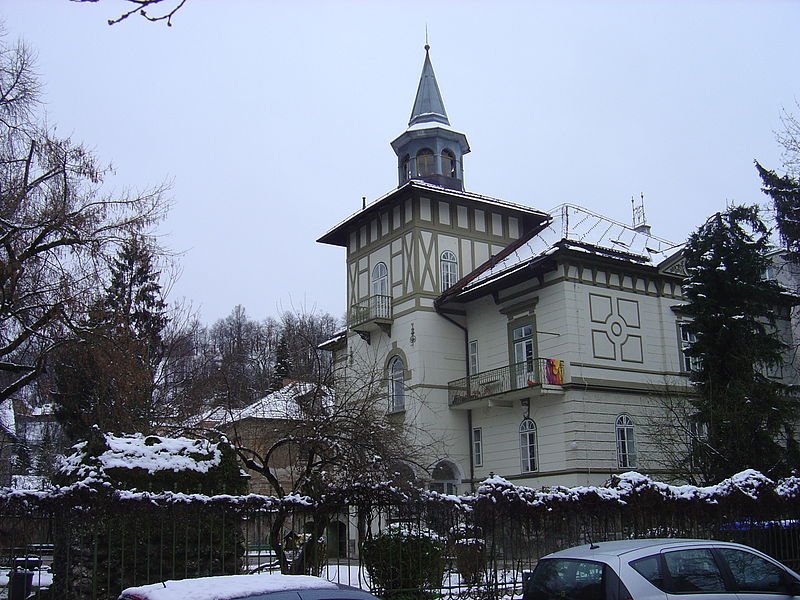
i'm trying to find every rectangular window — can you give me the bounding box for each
[512,324,535,388]
[689,417,708,470]
[679,323,701,372]
[762,263,777,281]
[469,340,479,375]
[472,427,483,467]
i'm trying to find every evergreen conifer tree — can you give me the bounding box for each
[683,205,798,481]
[756,162,800,262]
[271,333,292,390]
[53,236,169,440]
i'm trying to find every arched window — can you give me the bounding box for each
[371,262,388,296]
[442,149,457,178]
[519,418,538,473]
[430,461,459,495]
[440,250,458,291]
[416,148,435,177]
[389,461,416,487]
[616,414,636,468]
[388,356,405,412]
[401,155,411,183]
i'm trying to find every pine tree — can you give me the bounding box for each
[103,234,168,359]
[756,161,800,262]
[53,236,169,440]
[683,205,798,482]
[271,332,292,391]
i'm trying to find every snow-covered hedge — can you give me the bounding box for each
[54,432,247,497]
[2,466,798,516]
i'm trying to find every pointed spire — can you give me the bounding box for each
[409,44,449,127]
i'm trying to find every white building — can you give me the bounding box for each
[317,46,794,491]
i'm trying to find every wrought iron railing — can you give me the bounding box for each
[448,358,565,406]
[349,295,392,328]
[5,476,800,599]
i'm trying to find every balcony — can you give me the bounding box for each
[349,295,392,343]
[448,358,567,408]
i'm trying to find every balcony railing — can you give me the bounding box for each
[349,295,393,328]
[448,358,565,407]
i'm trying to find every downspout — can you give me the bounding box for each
[433,300,474,489]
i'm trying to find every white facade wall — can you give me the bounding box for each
[462,256,687,488]
[339,192,527,491]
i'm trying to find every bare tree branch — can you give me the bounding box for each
[71,0,188,27]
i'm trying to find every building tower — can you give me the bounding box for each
[319,44,548,492]
[391,45,470,191]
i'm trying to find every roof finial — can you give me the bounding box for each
[425,25,430,52]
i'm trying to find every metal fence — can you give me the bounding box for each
[3,489,800,600]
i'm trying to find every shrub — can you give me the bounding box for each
[453,537,486,586]
[448,524,486,586]
[52,433,248,598]
[363,524,445,600]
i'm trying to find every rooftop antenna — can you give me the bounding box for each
[632,192,651,235]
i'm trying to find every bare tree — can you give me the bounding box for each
[644,380,722,486]
[0,30,168,404]
[778,99,800,177]
[215,326,437,575]
[204,306,279,406]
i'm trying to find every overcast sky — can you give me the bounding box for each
[3,1,799,324]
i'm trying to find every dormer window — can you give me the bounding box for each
[442,149,457,178]
[416,149,435,177]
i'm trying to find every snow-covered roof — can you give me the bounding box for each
[120,573,339,600]
[318,180,549,247]
[220,382,332,425]
[60,433,223,479]
[405,120,465,134]
[457,204,682,297]
[182,404,230,429]
[318,328,347,350]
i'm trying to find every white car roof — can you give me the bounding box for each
[119,574,340,600]
[544,539,741,561]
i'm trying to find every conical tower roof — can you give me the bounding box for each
[409,45,449,127]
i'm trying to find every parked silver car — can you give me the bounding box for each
[523,538,800,600]
[118,573,381,600]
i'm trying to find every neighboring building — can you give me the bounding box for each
[764,248,800,381]
[215,381,333,495]
[317,45,797,491]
